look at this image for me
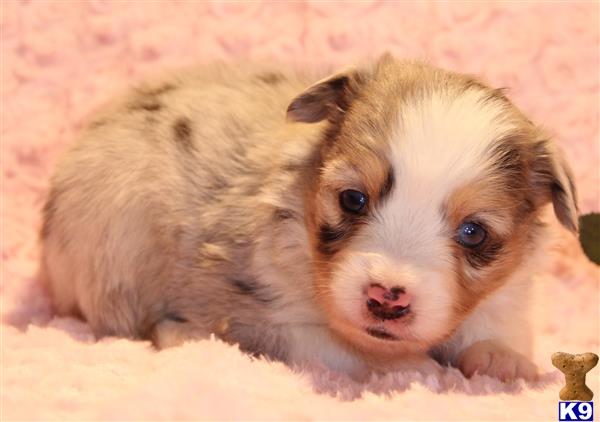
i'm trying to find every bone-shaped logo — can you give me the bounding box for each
[552,352,599,401]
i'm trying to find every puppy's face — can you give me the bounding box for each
[288,57,578,356]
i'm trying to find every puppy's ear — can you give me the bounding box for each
[531,140,579,232]
[286,68,367,124]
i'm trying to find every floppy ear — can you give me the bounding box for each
[286,68,367,124]
[531,140,579,232]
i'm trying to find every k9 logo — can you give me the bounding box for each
[558,402,594,421]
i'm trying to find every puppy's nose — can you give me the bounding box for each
[366,284,411,320]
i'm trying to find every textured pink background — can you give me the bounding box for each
[2,1,599,420]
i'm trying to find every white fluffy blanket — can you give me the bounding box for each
[2,2,598,420]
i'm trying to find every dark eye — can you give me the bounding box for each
[457,222,487,248]
[339,189,367,213]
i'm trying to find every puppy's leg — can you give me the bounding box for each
[432,278,538,382]
[150,317,211,349]
[457,339,538,382]
[387,354,444,378]
[285,325,371,381]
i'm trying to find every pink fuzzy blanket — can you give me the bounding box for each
[2,1,598,420]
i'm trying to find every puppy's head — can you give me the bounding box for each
[288,56,578,357]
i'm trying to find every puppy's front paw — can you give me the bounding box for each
[384,354,445,378]
[457,340,538,382]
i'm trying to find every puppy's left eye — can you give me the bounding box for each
[457,222,487,248]
[339,189,368,213]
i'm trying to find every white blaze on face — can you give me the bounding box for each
[329,88,520,344]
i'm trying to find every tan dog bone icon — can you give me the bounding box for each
[552,352,599,401]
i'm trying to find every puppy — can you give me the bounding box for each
[40,55,578,381]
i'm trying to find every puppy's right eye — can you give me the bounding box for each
[339,190,367,214]
[457,222,487,248]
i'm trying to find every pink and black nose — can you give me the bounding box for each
[366,284,411,320]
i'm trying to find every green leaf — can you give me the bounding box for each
[579,213,600,265]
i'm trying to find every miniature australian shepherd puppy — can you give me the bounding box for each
[41,54,578,382]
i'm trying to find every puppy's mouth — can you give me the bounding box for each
[365,326,398,341]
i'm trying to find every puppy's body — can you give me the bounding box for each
[43,64,327,364]
[41,57,577,380]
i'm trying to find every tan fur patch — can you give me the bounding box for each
[197,242,231,268]
[444,138,545,324]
